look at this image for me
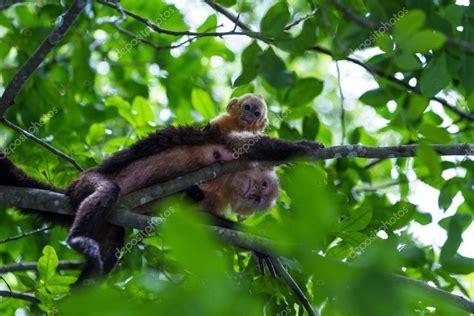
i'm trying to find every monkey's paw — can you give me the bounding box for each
[296,140,325,153]
[252,251,279,278]
[67,236,104,273]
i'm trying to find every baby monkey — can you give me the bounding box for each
[211,93,268,134]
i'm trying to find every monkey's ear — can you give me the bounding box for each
[226,98,240,114]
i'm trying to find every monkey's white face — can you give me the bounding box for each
[230,167,280,215]
[238,95,267,130]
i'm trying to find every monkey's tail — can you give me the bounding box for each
[0,152,73,226]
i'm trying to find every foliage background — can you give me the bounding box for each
[0,0,473,315]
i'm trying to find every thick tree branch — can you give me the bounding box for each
[0,260,83,274]
[0,0,86,117]
[311,46,474,121]
[0,290,39,303]
[0,144,472,222]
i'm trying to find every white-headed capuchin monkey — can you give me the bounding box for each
[211,93,268,134]
[0,123,324,280]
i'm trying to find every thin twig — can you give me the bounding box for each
[96,0,255,38]
[0,0,86,117]
[0,225,52,244]
[311,46,474,121]
[285,9,318,30]
[203,0,252,32]
[1,118,84,171]
[274,258,317,316]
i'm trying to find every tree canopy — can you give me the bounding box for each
[0,0,473,315]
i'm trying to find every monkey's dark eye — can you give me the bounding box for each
[261,181,267,189]
[244,104,250,111]
[255,196,261,203]
[254,111,261,117]
[213,151,220,160]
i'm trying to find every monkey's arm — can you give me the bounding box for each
[228,133,324,161]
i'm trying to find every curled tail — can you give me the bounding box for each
[0,153,72,226]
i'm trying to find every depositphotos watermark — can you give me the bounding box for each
[115,206,175,258]
[350,7,408,54]
[232,135,261,159]
[0,107,59,159]
[115,7,175,58]
[348,206,409,259]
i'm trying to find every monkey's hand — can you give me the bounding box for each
[252,251,279,278]
[296,140,325,152]
[199,144,234,164]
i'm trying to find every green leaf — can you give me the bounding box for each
[337,231,368,247]
[197,14,217,32]
[215,0,236,7]
[394,10,426,43]
[86,123,106,146]
[419,123,451,144]
[191,88,217,120]
[376,33,394,53]
[415,143,441,179]
[359,88,392,107]
[37,245,58,282]
[337,207,372,232]
[278,121,300,141]
[394,53,422,71]
[233,42,262,87]
[104,96,135,125]
[440,215,464,260]
[399,246,426,267]
[260,2,290,38]
[259,48,296,88]
[278,18,317,52]
[420,54,451,98]
[285,77,323,107]
[302,111,320,140]
[442,256,474,274]
[438,178,462,211]
[131,96,155,131]
[398,30,446,53]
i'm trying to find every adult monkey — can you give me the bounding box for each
[0,124,323,279]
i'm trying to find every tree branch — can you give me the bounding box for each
[0,290,39,303]
[0,0,86,117]
[0,144,471,223]
[96,0,261,39]
[1,118,84,172]
[0,260,83,274]
[0,225,51,244]
[203,0,252,32]
[310,46,474,121]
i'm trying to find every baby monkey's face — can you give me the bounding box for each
[227,94,268,132]
[238,95,266,128]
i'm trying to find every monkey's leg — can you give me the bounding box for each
[75,224,125,284]
[67,174,120,274]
